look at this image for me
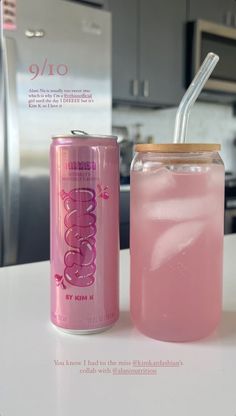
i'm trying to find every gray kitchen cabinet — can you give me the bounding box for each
[120,190,130,249]
[226,0,236,27]
[108,0,139,102]
[187,0,234,26]
[73,0,109,8]
[108,0,186,106]
[139,0,186,106]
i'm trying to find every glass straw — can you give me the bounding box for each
[173,52,219,144]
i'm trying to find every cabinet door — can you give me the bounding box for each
[120,191,130,249]
[188,0,229,26]
[108,0,139,102]
[227,0,236,27]
[139,0,186,106]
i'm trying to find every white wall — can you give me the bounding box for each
[112,102,236,172]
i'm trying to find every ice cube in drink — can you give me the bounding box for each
[130,163,224,342]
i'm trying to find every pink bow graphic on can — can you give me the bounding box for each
[97,184,109,200]
[54,274,67,289]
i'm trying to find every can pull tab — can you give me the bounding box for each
[71,130,89,135]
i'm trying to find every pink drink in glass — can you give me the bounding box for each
[130,150,224,341]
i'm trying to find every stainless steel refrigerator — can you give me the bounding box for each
[0,0,111,266]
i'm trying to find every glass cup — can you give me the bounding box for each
[130,143,225,342]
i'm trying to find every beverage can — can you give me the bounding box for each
[50,131,119,333]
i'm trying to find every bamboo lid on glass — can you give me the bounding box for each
[135,143,221,153]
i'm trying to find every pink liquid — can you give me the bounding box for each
[130,164,224,341]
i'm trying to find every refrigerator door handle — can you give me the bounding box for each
[3,37,20,265]
[0,40,4,266]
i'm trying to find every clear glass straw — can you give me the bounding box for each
[173,52,219,144]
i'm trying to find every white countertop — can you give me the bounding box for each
[0,234,236,416]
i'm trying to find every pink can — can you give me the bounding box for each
[50,131,119,334]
